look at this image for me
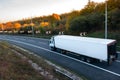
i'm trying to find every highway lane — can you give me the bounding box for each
[0,35,120,80]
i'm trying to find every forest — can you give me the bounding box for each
[0,0,120,38]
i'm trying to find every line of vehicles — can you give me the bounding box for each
[49,35,118,65]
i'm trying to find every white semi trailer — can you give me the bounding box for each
[49,35,118,65]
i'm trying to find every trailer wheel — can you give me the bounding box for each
[60,50,66,54]
[86,58,92,63]
[108,60,112,66]
[108,58,112,66]
[81,57,85,61]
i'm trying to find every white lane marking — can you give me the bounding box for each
[116,60,120,63]
[12,37,47,45]
[117,51,120,54]
[1,38,120,77]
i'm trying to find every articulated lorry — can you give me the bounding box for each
[49,35,118,65]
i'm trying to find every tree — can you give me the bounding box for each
[13,22,21,30]
[52,13,61,20]
[108,8,120,30]
[0,24,4,30]
[69,12,104,35]
[69,16,88,34]
[107,0,120,11]
[65,10,80,31]
[40,22,49,27]
[4,22,13,31]
[86,12,104,31]
[80,1,98,15]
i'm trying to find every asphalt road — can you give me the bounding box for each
[0,35,120,80]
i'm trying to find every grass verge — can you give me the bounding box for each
[0,42,45,80]
[0,41,87,80]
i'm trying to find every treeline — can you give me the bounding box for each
[0,0,120,35]
[70,0,120,35]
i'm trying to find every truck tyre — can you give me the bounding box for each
[108,58,112,66]
[86,58,92,63]
[60,50,66,54]
[81,57,85,61]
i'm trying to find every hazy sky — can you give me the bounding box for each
[0,0,105,23]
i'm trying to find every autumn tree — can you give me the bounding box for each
[13,22,21,30]
[49,14,60,28]
[40,21,49,27]
[0,24,4,30]
[4,22,13,31]
[52,13,61,21]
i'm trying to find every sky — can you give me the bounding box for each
[0,0,105,23]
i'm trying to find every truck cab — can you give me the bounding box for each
[49,36,56,51]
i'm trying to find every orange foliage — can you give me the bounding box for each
[52,13,60,20]
[5,22,13,30]
[13,22,21,30]
[0,24,4,30]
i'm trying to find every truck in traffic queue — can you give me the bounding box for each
[49,35,118,65]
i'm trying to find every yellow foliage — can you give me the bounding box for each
[23,23,35,27]
[30,23,35,26]
[40,22,49,27]
[23,24,29,27]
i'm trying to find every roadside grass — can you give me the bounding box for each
[10,43,87,80]
[0,42,44,80]
[0,41,87,80]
